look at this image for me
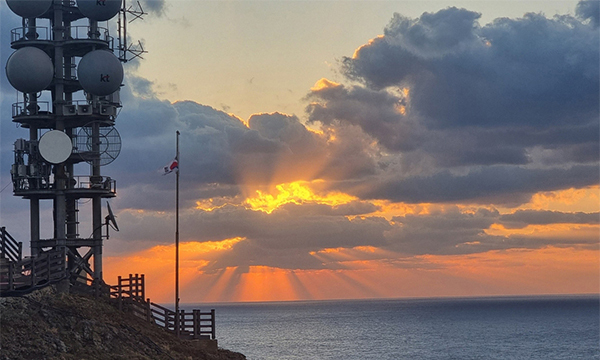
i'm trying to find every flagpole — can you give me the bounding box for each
[175,130,180,337]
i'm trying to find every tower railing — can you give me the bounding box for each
[11,174,116,194]
[67,176,116,194]
[65,25,113,43]
[11,25,114,46]
[12,101,51,118]
[10,26,50,42]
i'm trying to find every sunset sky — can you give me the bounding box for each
[1,0,598,304]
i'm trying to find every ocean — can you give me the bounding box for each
[185,295,599,360]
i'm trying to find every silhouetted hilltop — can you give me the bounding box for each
[0,286,245,360]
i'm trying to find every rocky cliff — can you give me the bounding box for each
[0,286,246,360]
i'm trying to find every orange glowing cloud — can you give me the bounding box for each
[507,186,600,213]
[368,201,438,219]
[352,35,384,59]
[243,180,357,214]
[311,78,340,92]
[106,183,599,304]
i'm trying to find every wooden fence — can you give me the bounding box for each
[73,273,216,340]
[0,249,67,296]
[148,301,216,340]
[112,274,215,340]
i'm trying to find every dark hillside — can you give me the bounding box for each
[0,286,245,360]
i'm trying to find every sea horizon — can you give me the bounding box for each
[179,292,600,307]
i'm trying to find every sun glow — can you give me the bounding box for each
[244,181,357,213]
[195,197,236,211]
[104,237,245,301]
[352,35,384,59]
[184,247,599,302]
[105,241,599,303]
[311,78,340,92]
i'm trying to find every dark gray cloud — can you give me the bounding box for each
[307,84,421,152]
[341,8,598,129]
[348,164,599,205]
[107,200,599,270]
[108,202,393,269]
[306,6,599,205]
[384,207,501,255]
[384,206,599,256]
[577,0,600,28]
[111,79,380,211]
[275,201,380,218]
[499,210,600,229]
[383,7,482,58]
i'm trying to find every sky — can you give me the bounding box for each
[1,0,599,304]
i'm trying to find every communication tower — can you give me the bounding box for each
[5,0,144,284]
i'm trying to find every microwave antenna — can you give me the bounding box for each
[75,122,122,166]
[104,202,120,239]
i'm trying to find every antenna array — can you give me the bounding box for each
[4,0,143,284]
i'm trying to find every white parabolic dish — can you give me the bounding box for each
[39,130,72,164]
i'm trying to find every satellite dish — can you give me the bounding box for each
[106,202,119,231]
[6,0,53,18]
[38,130,73,164]
[75,122,121,166]
[77,0,122,21]
[77,50,123,96]
[6,47,54,93]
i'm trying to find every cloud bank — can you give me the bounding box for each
[101,4,599,272]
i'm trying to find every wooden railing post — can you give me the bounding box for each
[193,310,199,338]
[166,308,171,331]
[1,227,5,259]
[128,273,133,298]
[177,310,184,338]
[141,274,145,301]
[146,298,152,323]
[8,263,13,291]
[117,275,122,311]
[175,310,179,337]
[31,256,36,286]
[211,309,216,339]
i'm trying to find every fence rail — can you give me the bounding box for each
[110,274,215,340]
[72,273,215,340]
[0,249,67,296]
[1,227,22,263]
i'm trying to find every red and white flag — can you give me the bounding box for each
[162,158,179,175]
